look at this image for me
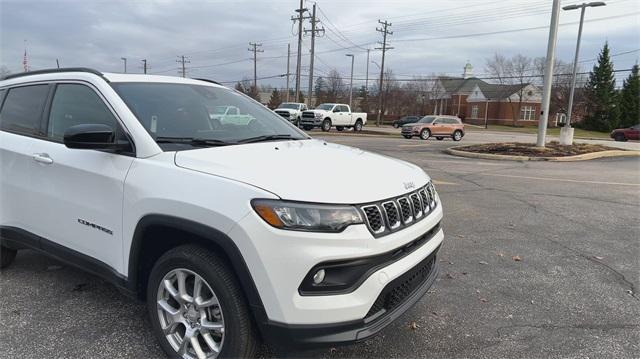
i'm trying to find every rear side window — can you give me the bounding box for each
[47,84,117,141]
[0,84,50,136]
[339,105,349,112]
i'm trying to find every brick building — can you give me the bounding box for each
[433,63,544,127]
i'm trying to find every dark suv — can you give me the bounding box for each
[392,116,421,128]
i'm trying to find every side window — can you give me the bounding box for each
[0,84,50,136]
[340,105,349,112]
[47,84,117,141]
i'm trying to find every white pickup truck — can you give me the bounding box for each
[300,103,367,132]
[274,102,308,126]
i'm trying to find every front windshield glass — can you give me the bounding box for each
[317,104,335,111]
[279,103,299,109]
[112,83,307,147]
[419,116,436,123]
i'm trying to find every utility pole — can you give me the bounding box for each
[536,0,560,147]
[56,59,60,69]
[304,3,324,107]
[365,48,370,94]
[121,57,127,73]
[286,43,291,102]
[141,59,148,74]
[375,20,393,126]
[291,0,308,102]
[561,1,606,145]
[248,43,264,89]
[346,54,355,109]
[177,55,190,78]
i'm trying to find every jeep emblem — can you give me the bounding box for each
[404,182,416,190]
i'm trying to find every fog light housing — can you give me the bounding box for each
[313,269,326,284]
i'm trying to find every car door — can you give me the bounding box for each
[431,118,445,135]
[629,125,640,140]
[29,82,135,273]
[0,84,52,236]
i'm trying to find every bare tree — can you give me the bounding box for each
[485,52,533,126]
[534,57,586,123]
[325,69,345,103]
[0,66,11,80]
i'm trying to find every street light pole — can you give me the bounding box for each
[346,54,354,109]
[561,1,606,145]
[121,57,127,73]
[536,0,561,147]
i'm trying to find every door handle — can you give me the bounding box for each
[32,153,54,165]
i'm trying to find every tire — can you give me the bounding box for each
[393,123,399,128]
[336,126,344,131]
[147,245,258,359]
[614,133,626,142]
[321,119,332,132]
[420,129,431,140]
[453,130,463,141]
[303,125,313,131]
[296,117,301,127]
[0,245,17,269]
[403,135,412,139]
[436,137,443,141]
[354,120,363,132]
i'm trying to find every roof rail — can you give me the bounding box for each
[192,78,223,86]
[3,67,105,81]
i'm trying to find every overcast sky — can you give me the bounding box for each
[1,0,638,89]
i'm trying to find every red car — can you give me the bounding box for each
[610,124,640,141]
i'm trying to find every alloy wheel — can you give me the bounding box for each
[157,268,225,359]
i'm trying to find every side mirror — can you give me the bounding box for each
[63,124,131,151]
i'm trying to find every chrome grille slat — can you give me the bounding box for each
[360,182,437,237]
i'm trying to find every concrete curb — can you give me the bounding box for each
[444,146,640,162]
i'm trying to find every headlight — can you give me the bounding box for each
[252,199,363,232]
[314,113,323,118]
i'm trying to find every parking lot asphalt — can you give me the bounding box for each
[1,132,639,358]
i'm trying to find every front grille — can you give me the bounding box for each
[360,182,438,237]
[365,249,437,319]
[275,111,290,118]
[362,205,384,234]
[302,111,316,118]
[410,193,423,219]
[382,201,400,229]
[398,197,413,224]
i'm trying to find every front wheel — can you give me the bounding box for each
[420,129,431,140]
[614,133,626,142]
[393,123,399,128]
[296,116,301,127]
[147,245,258,359]
[321,119,332,132]
[403,135,412,139]
[354,120,363,132]
[0,245,17,269]
[453,130,463,141]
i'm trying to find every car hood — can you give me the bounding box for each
[275,108,296,113]
[174,139,430,204]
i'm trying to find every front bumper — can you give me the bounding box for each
[228,197,444,345]
[264,245,440,348]
[300,117,322,126]
[401,127,420,136]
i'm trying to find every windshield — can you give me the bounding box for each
[317,104,335,111]
[418,116,436,123]
[112,83,307,148]
[279,103,300,110]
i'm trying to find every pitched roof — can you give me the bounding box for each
[476,82,529,100]
[438,76,488,94]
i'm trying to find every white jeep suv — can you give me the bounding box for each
[0,68,444,358]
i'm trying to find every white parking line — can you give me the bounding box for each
[479,173,640,187]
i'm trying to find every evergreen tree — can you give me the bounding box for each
[357,85,369,113]
[583,42,620,131]
[268,88,282,109]
[246,85,260,102]
[314,76,327,106]
[619,64,640,127]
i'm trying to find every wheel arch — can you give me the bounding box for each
[127,214,266,316]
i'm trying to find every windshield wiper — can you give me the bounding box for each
[155,136,232,147]
[236,134,300,144]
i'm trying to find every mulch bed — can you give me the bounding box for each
[455,142,620,157]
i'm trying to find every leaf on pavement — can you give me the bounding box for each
[409,321,419,330]
[512,255,522,261]
[497,252,505,257]
[479,298,488,303]
[593,256,604,260]
[479,261,489,265]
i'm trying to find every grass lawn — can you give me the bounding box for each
[466,124,611,139]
